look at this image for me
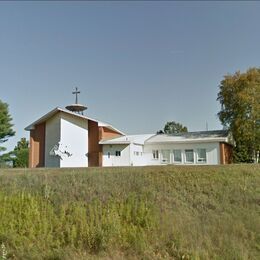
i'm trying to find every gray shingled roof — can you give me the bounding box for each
[146,130,233,145]
[165,130,229,138]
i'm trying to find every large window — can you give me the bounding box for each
[173,149,182,163]
[161,150,170,164]
[197,148,206,163]
[152,150,159,160]
[185,149,194,163]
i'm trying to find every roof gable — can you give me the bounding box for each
[25,107,125,135]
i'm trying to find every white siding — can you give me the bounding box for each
[144,142,220,165]
[45,113,61,167]
[60,112,88,167]
[102,144,130,166]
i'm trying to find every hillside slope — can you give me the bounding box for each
[0,165,259,259]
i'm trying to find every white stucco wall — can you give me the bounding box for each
[102,144,130,166]
[45,112,88,168]
[144,142,220,165]
[60,112,88,167]
[129,143,147,166]
[102,142,221,166]
[45,113,61,167]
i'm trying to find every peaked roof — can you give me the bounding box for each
[99,134,155,145]
[24,107,125,135]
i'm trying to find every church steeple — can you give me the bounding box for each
[65,87,87,115]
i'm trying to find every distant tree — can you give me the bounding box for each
[14,137,28,151]
[0,100,15,147]
[217,68,260,163]
[0,100,15,166]
[158,121,188,134]
[156,130,164,134]
[10,138,29,168]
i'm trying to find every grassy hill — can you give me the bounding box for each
[0,165,259,259]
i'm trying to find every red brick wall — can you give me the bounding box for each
[29,123,45,168]
[99,126,122,140]
[88,120,102,167]
[220,142,233,164]
[88,124,123,167]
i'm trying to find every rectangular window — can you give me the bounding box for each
[108,152,110,158]
[115,151,121,157]
[161,150,170,163]
[197,148,206,163]
[173,149,182,163]
[152,150,159,160]
[185,149,194,163]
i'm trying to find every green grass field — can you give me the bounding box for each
[0,165,259,259]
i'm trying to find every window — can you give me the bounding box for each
[185,149,194,163]
[107,152,110,158]
[197,148,206,163]
[161,150,170,163]
[152,150,159,160]
[115,151,121,156]
[134,151,140,156]
[173,150,182,163]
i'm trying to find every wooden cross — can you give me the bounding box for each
[72,87,80,104]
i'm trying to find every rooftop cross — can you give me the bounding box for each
[66,87,87,115]
[72,87,80,104]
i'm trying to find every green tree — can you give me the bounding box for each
[0,100,15,166]
[158,121,188,134]
[10,138,29,168]
[217,68,260,163]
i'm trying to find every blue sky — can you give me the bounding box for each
[1,1,260,152]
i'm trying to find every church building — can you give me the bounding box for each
[25,89,233,168]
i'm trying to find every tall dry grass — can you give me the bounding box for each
[0,165,259,259]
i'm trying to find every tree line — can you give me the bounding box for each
[0,100,28,168]
[0,67,259,167]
